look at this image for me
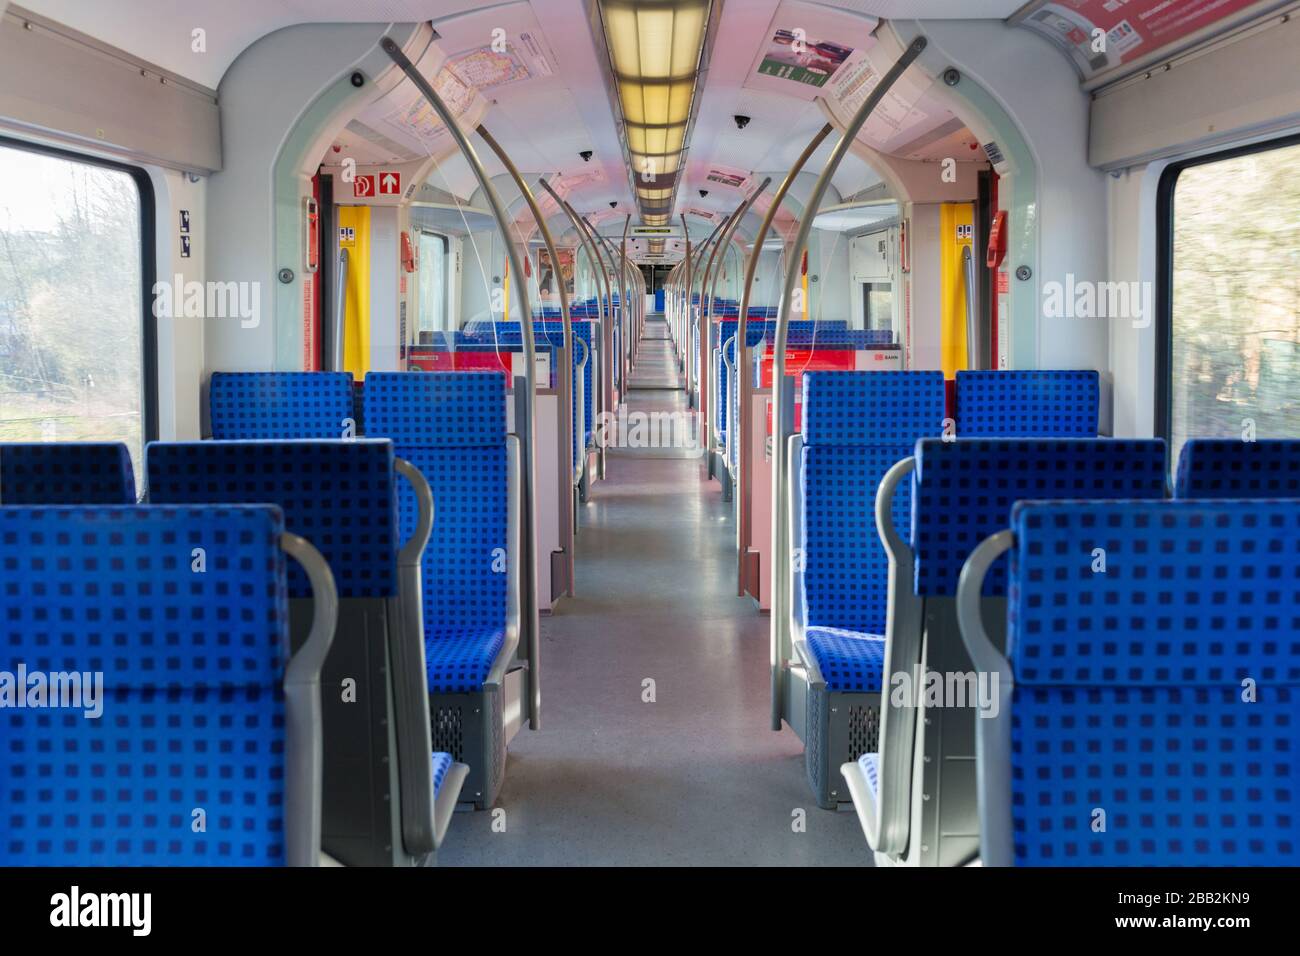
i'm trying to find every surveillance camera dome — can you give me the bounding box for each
[734,114,751,129]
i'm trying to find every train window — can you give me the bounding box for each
[417,231,448,335]
[0,139,155,474]
[1160,136,1300,462]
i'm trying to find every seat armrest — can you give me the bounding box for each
[870,455,920,860]
[957,529,1016,867]
[280,532,339,868]
[490,435,524,689]
[391,458,438,858]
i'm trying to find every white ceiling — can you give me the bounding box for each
[14,0,1007,235]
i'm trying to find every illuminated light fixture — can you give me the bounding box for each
[598,0,713,223]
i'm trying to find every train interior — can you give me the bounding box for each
[1,0,1298,875]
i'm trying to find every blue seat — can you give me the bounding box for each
[0,442,135,504]
[0,504,335,866]
[208,371,355,439]
[145,438,453,864]
[790,371,945,807]
[847,436,1170,865]
[805,627,886,693]
[961,499,1300,866]
[364,371,517,808]
[955,369,1099,436]
[1175,438,1300,498]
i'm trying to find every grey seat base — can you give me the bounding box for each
[429,664,526,810]
[429,685,506,810]
[784,661,882,810]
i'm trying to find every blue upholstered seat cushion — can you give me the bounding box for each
[806,627,886,693]
[426,626,506,694]
[0,442,135,504]
[857,752,880,802]
[1005,500,1300,866]
[432,752,454,797]
[0,505,291,866]
[1175,438,1300,499]
[209,371,354,439]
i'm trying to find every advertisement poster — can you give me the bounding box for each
[745,1,879,100]
[538,248,574,298]
[1013,0,1267,79]
[756,29,853,87]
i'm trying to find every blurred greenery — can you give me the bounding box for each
[1171,141,1300,463]
[0,145,143,475]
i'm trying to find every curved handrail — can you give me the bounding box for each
[280,531,339,868]
[734,125,832,597]
[572,336,590,487]
[956,529,1016,867]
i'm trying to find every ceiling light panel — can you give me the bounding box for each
[599,0,713,224]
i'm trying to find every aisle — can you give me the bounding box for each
[438,315,869,866]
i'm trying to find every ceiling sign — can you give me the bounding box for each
[1011,0,1268,80]
[631,225,681,236]
[704,165,751,190]
[353,175,376,198]
[378,171,401,195]
[825,50,932,143]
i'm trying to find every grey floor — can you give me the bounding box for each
[438,316,871,866]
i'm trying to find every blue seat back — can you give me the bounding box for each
[364,372,509,630]
[799,372,945,633]
[955,370,1099,437]
[146,440,398,598]
[0,442,135,504]
[1175,438,1300,499]
[0,504,292,865]
[1005,499,1300,865]
[209,372,354,439]
[912,438,1167,596]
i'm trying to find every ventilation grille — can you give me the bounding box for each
[848,704,880,761]
[431,705,465,762]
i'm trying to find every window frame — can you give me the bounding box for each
[0,134,158,444]
[1154,131,1300,445]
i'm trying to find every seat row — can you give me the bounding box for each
[780,368,1300,865]
[0,370,522,866]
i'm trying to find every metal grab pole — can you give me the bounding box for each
[332,247,349,372]
[537,179,610,482]
[476,124,576,600]
[381,38,543,731]
[620,215,631,377]
[769,37,928,732]
[696,211,734,423]
[576,214,615,479]
[705,180,771,466]
[680,214,692,375]
[736,124,832,597]
[687,214,730,402]
[962,245,980,370]
[588,222,631,405]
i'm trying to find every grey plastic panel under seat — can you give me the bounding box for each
[430,686,507,809]
[806,683,882,810]
[290,597,418,866]
[908,596,1005,867]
